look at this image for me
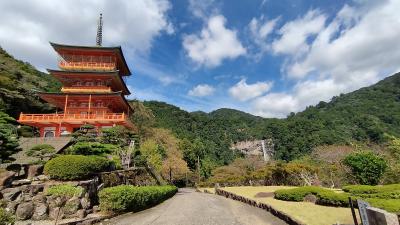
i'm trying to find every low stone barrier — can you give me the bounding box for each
[215,188,304,225]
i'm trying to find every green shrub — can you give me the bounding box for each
[343,151,387,185]
[26,144,55,160]
[275,186,325,202]
[342,184,400,194]
[99,185,177,212]
[67,142,120,156]
[0,207,14,225]
[275,186,350,207]
[316,191,349,207]
[366,198,400,213]
[46,184,84,198]
[44,155,112,180]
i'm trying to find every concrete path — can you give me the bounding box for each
[101,188,287,225]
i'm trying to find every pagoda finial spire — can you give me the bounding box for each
[96,13,103,46]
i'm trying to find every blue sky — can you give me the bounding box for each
[1,0,399,117]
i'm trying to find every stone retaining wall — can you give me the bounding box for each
[215,188,304,225]
[0,166,157,222]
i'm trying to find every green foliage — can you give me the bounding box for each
[276,184,400,213]
[67,142,119,156]
[342,184,400,194]
[101,126,136,147]
[46,184,84,198]
[275,186,325,202]
[366,198,400,213]
[0,207,15,225]
[99,185,177,212]
[44,155,111,180]
[316,191,350,207]
[0,113,20,162]
[26,144,55,160]
[139,140,162,171]
[275,186,350,207]
[0,47,60,118]
[343,152,388,185]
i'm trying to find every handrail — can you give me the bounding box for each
[19,113,126,122]
[59,61,116,71]
[61,86,112,93]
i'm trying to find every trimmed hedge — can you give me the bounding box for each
[366,198,400,213]
[99,185,177,212]
[275,186,350,207]
[276,184,400,212]
[342,184,400,195]
[44,155,112,180]
[46,184,84,198]
[275,186,323,202]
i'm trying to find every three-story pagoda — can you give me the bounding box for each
[18,14,134,137]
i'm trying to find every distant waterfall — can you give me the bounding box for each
[261,139,267,162]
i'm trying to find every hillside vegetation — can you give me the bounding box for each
[0,47,60,118]
[145,73,400,161]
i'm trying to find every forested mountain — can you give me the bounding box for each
[145,72,400,161]
[0,47,60,118]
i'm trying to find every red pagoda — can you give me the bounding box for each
[18,14,134,137]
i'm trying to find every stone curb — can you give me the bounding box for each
[215,188,305,225]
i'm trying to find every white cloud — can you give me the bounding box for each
[229,79,273,101]
[0,0,173,70]
[183,15,246,68]
[248,16,278,57]
[188,0,218,20]
[252,93,298,118]
[188,84,215,97]
[272,9,326,56]
[252,0,400,118]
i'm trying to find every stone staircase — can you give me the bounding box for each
[2,137,72,167]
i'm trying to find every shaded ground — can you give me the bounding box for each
[101,188,287,225]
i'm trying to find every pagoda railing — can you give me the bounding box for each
[59,61,116,71]
[19,113,127,123]
[61,86,112,93]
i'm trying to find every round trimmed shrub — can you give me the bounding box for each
[99,185,177,212]
[44,155,112,180]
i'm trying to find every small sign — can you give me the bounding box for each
[358,199,370,225]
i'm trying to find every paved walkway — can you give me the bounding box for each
[101,188,287,225]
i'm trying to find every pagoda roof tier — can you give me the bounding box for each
[47,69,131,95]
[39,92,133,113]
[50,42,131,76]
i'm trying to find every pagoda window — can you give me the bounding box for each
[76,81,82,86]
[85,81,94,86]
[96,81,103,86]
[69,102,77,107]
[81,102,88,107]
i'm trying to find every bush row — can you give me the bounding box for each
[99,185,177,213]
[342,184,400,195]
[274,186,349,207]
[44,155,112,180]
[275,185,400,213]
[366,198,400,213]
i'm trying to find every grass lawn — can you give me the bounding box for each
[222,186,359,225]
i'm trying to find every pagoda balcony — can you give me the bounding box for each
[61,86,112,93]
[18,112,129,124]
[59,61,116,71]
